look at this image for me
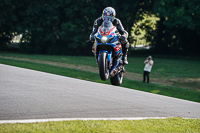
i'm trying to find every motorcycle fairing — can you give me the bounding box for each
[94,27,122,58]
[94,23,123,77]
[99,26,116,36]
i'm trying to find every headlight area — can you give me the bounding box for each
[101,36,108,43]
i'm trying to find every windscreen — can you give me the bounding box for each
[101,21,113,33]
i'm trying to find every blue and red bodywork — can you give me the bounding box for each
[94,26,123,76]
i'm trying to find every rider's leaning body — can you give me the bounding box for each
[90,7,129,65]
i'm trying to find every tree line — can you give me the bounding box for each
[0,0,200,55]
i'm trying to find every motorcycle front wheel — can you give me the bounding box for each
[99,52,109,81]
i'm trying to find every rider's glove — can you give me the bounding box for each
[121,34,127,40]
[119,34,127,44]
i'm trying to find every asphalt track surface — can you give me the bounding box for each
[0,64,200,121]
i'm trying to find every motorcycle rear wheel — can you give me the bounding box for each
[99,52,109,81]
[110,71,123,86]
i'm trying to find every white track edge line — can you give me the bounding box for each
[0,117,168,124]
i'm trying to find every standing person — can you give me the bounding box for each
[143,56,154,83]
[89,7,129,65]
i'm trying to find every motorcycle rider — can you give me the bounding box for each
[89,7,129,65]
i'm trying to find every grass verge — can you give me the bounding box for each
[1,118,200,133]
[0,57,199,103]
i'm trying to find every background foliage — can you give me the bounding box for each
[0,0,200,55]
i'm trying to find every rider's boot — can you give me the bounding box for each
[122,66,126,73]
[123,48,128,65]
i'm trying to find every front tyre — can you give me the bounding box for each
[99,52,109,81]
[110,72,123,86]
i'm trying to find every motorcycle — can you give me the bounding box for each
[93,21,125,86]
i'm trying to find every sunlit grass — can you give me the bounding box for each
[0,118,200,133]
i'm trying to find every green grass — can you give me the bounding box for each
[127,56,200,79]
[0,52,97,67]
[1,52,200,79]
[1,52,200,78]
[1,118,200,133]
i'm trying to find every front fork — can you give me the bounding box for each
[97,51,113,68]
